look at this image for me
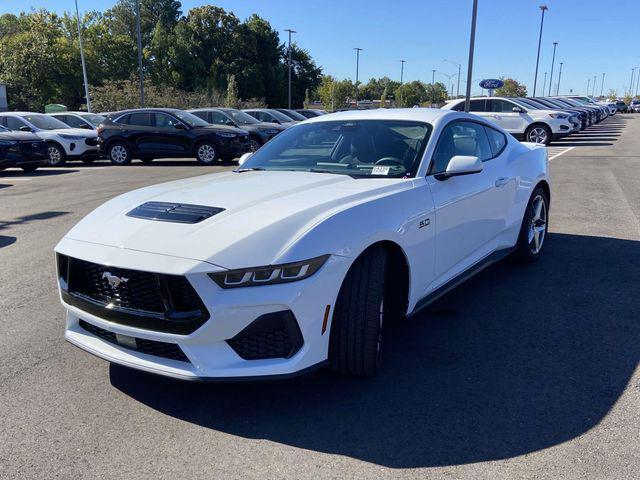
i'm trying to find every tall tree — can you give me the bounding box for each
[495,78,527,97]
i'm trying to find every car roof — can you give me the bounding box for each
[302,107,458,124]
[0,111,42,116]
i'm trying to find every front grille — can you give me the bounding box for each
[127,201,224,224]
[60,255,209,334]
[227,310,303,360]
[85,137,99,146]
[79,320,189,362]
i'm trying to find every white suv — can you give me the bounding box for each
[0,112,100,166]
[443,97,576,145]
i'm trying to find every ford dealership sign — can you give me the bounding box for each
[479,79,504,90]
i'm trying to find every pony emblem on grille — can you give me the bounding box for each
[102,271,129,289]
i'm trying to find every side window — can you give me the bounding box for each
[484,126,507,157]
[5,116,27,130]
[65,115,88,128]
[468,99,488,112]
[450,102,465,112]
[209,111,229,125]
[127,113,152,127]
[191,111,209,122]
[153,113,179,128]
[489,99,516,113]
[113,114,129,125]
[431,121,493,173]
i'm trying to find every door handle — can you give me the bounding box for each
[495,177,510,187]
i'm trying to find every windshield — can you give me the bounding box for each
[512,98,543,109]
[267,109,297,123]
[278,109,307,121]
[20,114,69,130]
[241,120,431,178]
[170,110,210,127]
[226,110,259,125]
[79,113,106,127]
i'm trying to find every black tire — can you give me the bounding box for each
[107,141,131,165]
[195,141,219,165]
[21,165,39,173]
[46,143,66,167]
[329,247,388,377]
[514,187,549,263]
[524,124,552,145]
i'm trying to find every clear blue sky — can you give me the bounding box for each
[3,0,640,97]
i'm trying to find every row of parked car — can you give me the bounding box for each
[443,95,623,145]
[0,108,326,171]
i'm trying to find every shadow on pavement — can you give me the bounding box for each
[0,235,16,248]
[111,232,640,468]
[0,169,78,177]
[0,211,71,237]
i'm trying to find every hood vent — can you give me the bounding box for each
[127,201,224,224]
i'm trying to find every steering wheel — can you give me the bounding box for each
[375,157,403,166]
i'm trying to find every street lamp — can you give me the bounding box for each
[284,29,296,109]
[542,72,548,96]
[592,75,597,97]
[353,47,363,108]
[635,68,640,97]
[600,73,605,97]
[399,60,406,106]
[532,5,548,97]
[556,63,563,96]
[432,69,436,85]
[74,0,91,112]
[548,41,558,96]
[629,67,636,97]
[464,0,479,112]
[586,78,590,96]
[444,59,462,97]
[134,0,144,107]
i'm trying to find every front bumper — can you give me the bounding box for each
[56,238,349,380]
[0,142,48,168]
[63,137,100,159]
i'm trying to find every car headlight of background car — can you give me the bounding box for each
[208,255,330,288]
[259,128,281,135]
[215,131,237,138]
[58,134,86,140]
[548,113,569,119]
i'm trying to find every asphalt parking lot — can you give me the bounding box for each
[1,114,639,479]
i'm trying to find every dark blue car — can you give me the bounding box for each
[0,125,48,173]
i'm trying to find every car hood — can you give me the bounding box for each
[193,125,249,135]
[62,171,409,269]
[44,128,97,137]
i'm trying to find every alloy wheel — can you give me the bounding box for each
[197,144,217,163]
[527,127,548,144]
[47,146,62,165]
[110,145,128,164]
[528,194,547,254]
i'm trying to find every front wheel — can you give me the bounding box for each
[329,247,388,376]
[107,142,131,165]
[525,124,552,145]
[46,143,66,167]
[195,141,219,165]
[514,187,549,262]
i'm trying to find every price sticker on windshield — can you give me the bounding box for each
[372,166,390,175]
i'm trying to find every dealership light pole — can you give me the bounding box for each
[592,75,597,97]
[532,5,548,97]
[548,41,558,96]
[464,0,478,112]
[586,78,590,96]
[134,0,145,107]
[444,59,462,97]
[542,72,547,95]
[629,67,636,97]
[556,62,563,95]
[635,69,640,97]
[285,29,296,109]
[600,72,605,97]
[432,69,436,84]
[352,47,363,108]
[74,0,91,112]
[399,59,406,106]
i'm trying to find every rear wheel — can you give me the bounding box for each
[46,143,66,167]
[514,187,549,262]
[329,247,388,376]
[107,142,131,165]
[525,124,552,145]
[195,141,219,165]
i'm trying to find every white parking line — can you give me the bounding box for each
[548,146,575,160]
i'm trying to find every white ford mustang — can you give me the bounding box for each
[55,108,550,380]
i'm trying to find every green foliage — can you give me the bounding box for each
[317,75,354,111]
[395,81,427,107]
[425,82,448,105]
[495,78,527,97]
[225,74,239,108]
[360,77,400,100]
[379,86,388,108]
[304,89,311,108]
[0,2,322,110]
[607,89,618,101]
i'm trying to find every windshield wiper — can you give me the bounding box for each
[235,167,266,173]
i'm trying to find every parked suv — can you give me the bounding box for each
[242,108,298,126]
[188,108,285,152]
[48,112,106,130]
[0,125,48,173]
[443,97,575,145]
[97,108,252,165]
[0,112,100,166]
[629,99,640,112]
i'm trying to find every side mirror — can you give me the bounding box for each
[81,124,93,129]
[19,125,33,132]
[435,155,483,181]
[174,123,187,130]
[512,106,525,113]
[225,120,236,127]
[238,152,252,166]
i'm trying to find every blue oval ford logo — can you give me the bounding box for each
[479,79,504,89]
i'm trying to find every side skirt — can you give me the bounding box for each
[408,247,513,318]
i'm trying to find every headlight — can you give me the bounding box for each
[548,113,569,119]
[58,134,85,140]
[0,140,18,147]
[208,255,330,289]
[215,131,237,138]
[260,129,280,135]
